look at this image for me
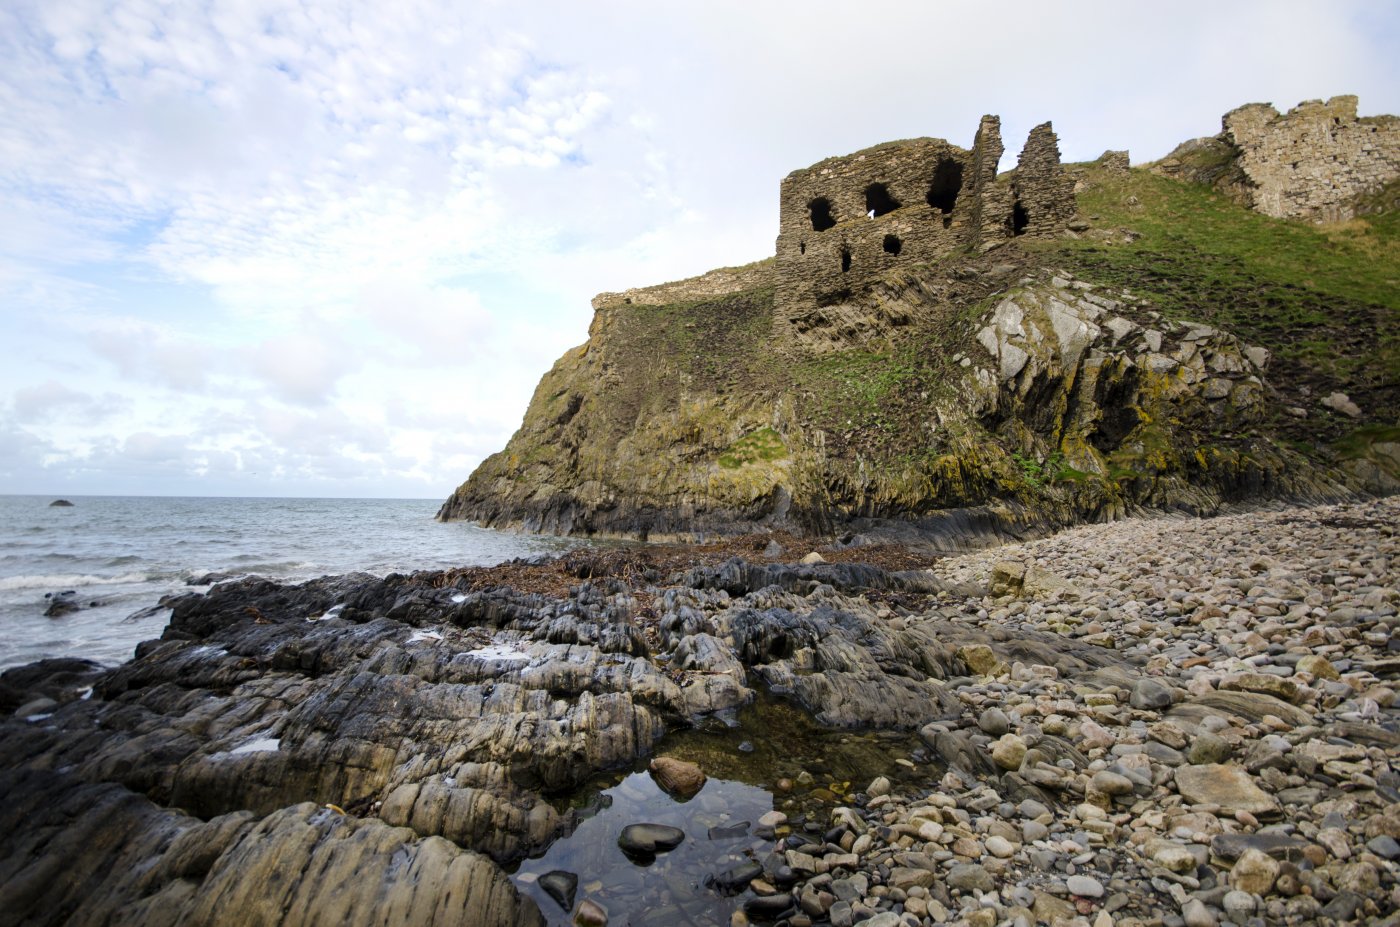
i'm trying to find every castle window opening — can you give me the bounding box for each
[1012,200,1029,236]
[926,159,964,214]
[864,183,900,218]
[882,234,902,255]
[840,246,852,272]
[799,241,806,254]
[809,197,836,232]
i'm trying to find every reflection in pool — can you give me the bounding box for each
[513,770,774,927]
[511,690,936,925]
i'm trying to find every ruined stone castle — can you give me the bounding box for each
[594,114,1078,315]
[772,117,1075,309]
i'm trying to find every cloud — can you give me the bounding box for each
[241,326,356,406]
[84,320,218,392]
[10,380,130,424]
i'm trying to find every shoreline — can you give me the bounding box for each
[1,496,1396,926]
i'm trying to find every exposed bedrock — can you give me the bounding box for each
[3,498,1398,924]
[0,549,1150,925]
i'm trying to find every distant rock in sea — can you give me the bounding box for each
[48,499,74,507]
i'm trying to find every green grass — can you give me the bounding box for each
[718,427,789,469]
[1333,424,1400,460]
[789,347,930,457]
[602,286,778,438]
[1041,166,1399,442]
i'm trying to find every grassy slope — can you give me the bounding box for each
[1043,168,1399,449]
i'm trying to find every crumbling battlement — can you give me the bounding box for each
[773,116,1075,312]
[591,115,1077,317]
[592,261,774,311]
[1224,95,1399,222]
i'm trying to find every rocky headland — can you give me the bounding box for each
[439,99,1398,545]
[4,98,1398,927]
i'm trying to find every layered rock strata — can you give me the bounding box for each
[3,497,1397,925]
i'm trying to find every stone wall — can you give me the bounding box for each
[1010,123,1077,236]
[772,116,1076,316]
[773,137,973,311]
[1224,95,1399,222]
[591,260,775,311]
[969,116,1013,246]
[589,115,1077,322]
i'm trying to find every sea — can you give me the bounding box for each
[0,495,576,672]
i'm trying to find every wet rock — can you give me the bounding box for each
[0,769,542,927]
[48,499,74,507]
[540,870,578,912]
[708,861,763,895]
[13,697,57,719]
[575,898,608,926]
[743,893,793,919]
[618,824,685,859]
[648,756,706,800]
[43,593,80,618]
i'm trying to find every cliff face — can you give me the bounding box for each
[441,119,1399,543]
[438,254,1362,544]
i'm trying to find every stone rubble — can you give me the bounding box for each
[1,497,1396,926]
[750,496,1398,927]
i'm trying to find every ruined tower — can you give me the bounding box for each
[773,115,1076,314]
[591,114,1079,319]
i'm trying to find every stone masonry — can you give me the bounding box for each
[592,116,1078,317]
[1224,95,1399,222]
[773,116,1076,313]
[592,261,775,311]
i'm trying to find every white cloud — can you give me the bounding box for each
[10,381,130,424]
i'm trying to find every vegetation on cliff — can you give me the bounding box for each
[440,160,1398,542]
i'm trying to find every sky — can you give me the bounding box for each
[2,1,1397,500]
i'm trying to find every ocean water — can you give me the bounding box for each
[0,495,574,671]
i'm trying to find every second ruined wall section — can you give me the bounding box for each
[1224,95,1400,222]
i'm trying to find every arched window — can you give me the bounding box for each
[864,183,900,218]
[809,197,836,232]
[926,159,963,214]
